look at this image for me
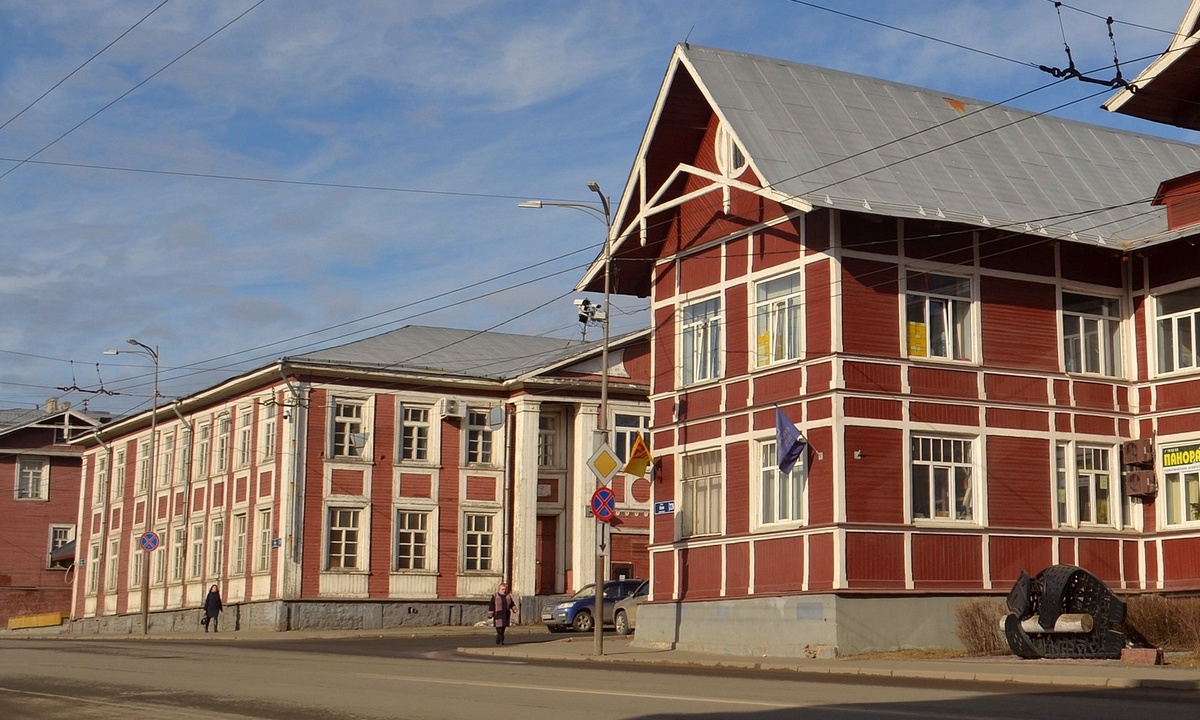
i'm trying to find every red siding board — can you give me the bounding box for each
[984,407,1048,432]
[805,260,832,357]
[1074,414,1116,436]
[807,532,835,590]
[754,368,803,405]
[726,542,751,596]
[652,551,675,599]
[754,535,805,593]
[679,246,722,294]
[843,361,902,393]
[987,436,1052,529]
[843,426,904,525]
[806,426,835,525]
[679,419,722,445]
[980,231,1055,276]
[845,532,906,589]
[910,402,979,426]
[985,374,1049,404]
[751,221,803,272]
[989,535,1054,585]
[1161,539,1200,591]
[725,284,749,377]
[844,397,903,421]
[725,441,750,535]
[904,219,972,264]
[1076,539,1121,585]
[908,366,978,400]
[912,534,983,588]
[980,277,1058,371]
[1073,381,1116,412]
[842,212,898,254]
[679,545,722,599]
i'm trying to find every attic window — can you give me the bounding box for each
[716,124,746,177]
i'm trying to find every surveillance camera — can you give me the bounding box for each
[574,298,586,308]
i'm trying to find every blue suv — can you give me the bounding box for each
[541,579,645,633]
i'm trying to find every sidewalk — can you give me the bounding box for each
[457,635,1200,692]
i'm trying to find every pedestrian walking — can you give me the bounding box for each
[203,584,223,633]
[487,582,517,645]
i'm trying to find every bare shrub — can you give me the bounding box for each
[954,598,1009,656]
[1126,595,1200,653]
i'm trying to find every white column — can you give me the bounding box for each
[509,400,541,598]
[571,403,601,590]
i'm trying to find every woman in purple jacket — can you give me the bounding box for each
[488,583,517,645]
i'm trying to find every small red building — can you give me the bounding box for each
[579,45,1200,655]
[0,401,108,627]
[69,326,650,632]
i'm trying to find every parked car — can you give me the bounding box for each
[613,579,649,635]
[542,579,645,633]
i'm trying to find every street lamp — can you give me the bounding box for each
[105,338,159,635]
[521,183,612,656]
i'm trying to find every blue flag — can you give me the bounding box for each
[775,406,806,475]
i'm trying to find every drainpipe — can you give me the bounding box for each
[173,402,195,600]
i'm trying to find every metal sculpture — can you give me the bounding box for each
[1002,564,1148,659]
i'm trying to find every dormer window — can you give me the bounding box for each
[716,124,746,177]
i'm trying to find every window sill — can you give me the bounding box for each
[911,518,980,528]
[750,357,804,375]
[750,520,806,534]
[905,356,977,366]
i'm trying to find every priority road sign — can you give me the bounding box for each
[138,531,160,552]
[586,443,621,486]
[590,486,617,523]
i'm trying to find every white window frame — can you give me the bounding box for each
[755,440,806,529]
[87,542,102,593]
[161,432,176,488]
[113,450,126,498]
[397,401,433,464]
[330,398,369,459]
[462,512,495,572]
[909,434,978,524]
[236,408,253,468]
[1055,442,1119,529]
[231,513,247,575]
[1062,291,1122,377]
[189,522,206,579]
[754,271,803,369]
[171,525,186,581]
[209,518,225,579]
[715,123,746,177]
[136,439,151,493]
[152,526,167,585]
[1155,285,1200,375]
[537,413,561,469]
[255,508,273,573]
[16,456,49,500]
[394,508,433,572]
[325,506,362,571]
[465,409,494,466]
[93,454,109,505]
[680,448,722,538]
[48,524,74,569]
[215,416,231,474]
[613,413,649,465]
[106,537,120,592]
[681,296,722,386]
[261,413,276,462]
[905,271,975,362]
[195,424,212,479]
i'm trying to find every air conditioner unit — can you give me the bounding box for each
[1121,438,1155,467]
[1124,470,1158,499]
[440,397,467,419]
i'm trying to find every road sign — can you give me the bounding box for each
[653,501,675,515]
[138,531,160,552]
[590,486,617,523]
[586,443,622,486]
[596,522,610,557]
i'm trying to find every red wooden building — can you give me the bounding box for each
[69,326,649,632]
[578,45,1200,655]
[0,401,107,627]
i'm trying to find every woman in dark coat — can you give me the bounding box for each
[203,584,223,633]
[488,582,517,645]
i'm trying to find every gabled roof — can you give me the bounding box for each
[583,45,1200,294]
[0,405,107,441]
[286,325,642,383]
[1104,0,1200,130]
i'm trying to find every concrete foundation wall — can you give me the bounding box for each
[633,594,974,657]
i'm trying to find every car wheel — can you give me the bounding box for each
[571,610,594,633]
[614,610,631,636]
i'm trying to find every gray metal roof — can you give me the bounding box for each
[287,325,603,381]
[683,45,1200,248]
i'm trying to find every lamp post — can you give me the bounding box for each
[105,338,159,635]
[521,182,612,656]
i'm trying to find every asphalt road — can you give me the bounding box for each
[0,632,1192,719]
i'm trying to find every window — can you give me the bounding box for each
[190,522,205,578]
[1160,444,1200,526]
[94,455,109,505]
[399,405,430,462]
[1055,444,1117,527]
[87,543,101,593]
[755,272,802,367]
[210,519,224,578]
[153,531,167,584]
[195,424,211,478]
[161,432,175,487]
[1156,286,1200,374]
[758,441,804,526]
[261,416,276,461]
[255,509,272,572]
[48,525,73,569]
[326,508,360,570]
[172,526,186,581]
[237,408,253,468]
[613,414,650,463]
[231,513,247,575]
[215,416,230,473]
[906,272,973,361]
[681,297,721,385]
[911,435,975,521]
[715,123,746,176]
[16,457,48,500]
[113,450,126,498]
[395,510,429,571]
[136,439,151,493]
[463,513,494,571]
[331,400,366,458]
[106,538,120,592]
[1063,292,1121,376]
[130,542,143,589]
[537,415,558,468]
[466,410,493,465]
[680,449,722,538]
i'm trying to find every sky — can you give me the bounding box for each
[1,0,1196,417]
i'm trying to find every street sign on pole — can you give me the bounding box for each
[586,443,622,486]
[590,487,616,523]
[138,531,160,552]
[596,522,610,557]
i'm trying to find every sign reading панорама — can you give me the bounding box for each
[1161,442,1200,472]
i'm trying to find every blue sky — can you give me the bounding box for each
[0,0,1195,416]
